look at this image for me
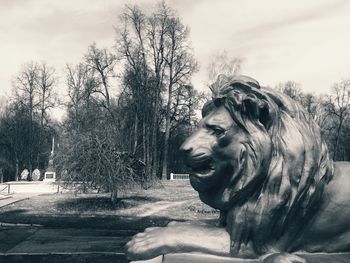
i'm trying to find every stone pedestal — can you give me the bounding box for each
[43,171,56,182]
[130,254,259,263]
[44,136,56,182]
[130,253,350,263]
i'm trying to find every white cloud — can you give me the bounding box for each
[182,0,350,93]
[1,0,350,100]
[0,0,122,96]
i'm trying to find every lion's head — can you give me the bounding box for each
[181,75,334,255]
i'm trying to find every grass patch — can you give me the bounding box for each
[55,196,162,213]
[0,181,219,225]
[0,227,39,252]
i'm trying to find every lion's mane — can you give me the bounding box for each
[203,75,334,255]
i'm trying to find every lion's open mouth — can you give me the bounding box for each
[188,159,215,178]
[187,159,217,192]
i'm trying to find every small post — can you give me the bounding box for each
[7,183,10,194]
[170,173,173,180]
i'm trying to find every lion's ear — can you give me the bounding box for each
[243,97,272,130]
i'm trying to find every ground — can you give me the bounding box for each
[0,180,218,263]
[1,181,349,263]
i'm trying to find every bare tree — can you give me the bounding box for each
[84,43,117,117]
[55,131,144,202]
[66,63,88,126]
[0,104,24,181]
[0,100,56,181]
[13,62,39,119]
[32,62,58,167]
[66,61,104,133]
[117,4,152,168]
[276,81,302,101]
[147,2,170,178]
[12,62,40,176]
[117,2,199,180]
[117,3,169,178]
[207,50,242,84]
[37,62,58,127]
[161,15,198,179]
[326,80,350,160]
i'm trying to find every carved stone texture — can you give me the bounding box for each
[32,168,41,181]
[20,169,29,181]
[126,75,350,263]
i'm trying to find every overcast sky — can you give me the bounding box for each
[1,0,350,101]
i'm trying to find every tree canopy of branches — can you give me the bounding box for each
[0,62,59,181]
[116,1,198,179]
[56,2,202,202]
[0,99,57,181]
[58,42,152,202]
[325,80,350,160]
[277,80,350,161]
[206,50,242,84]
[55,130,145,202]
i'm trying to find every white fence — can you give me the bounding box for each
[0,181,59,194]
[170,173,190,180]
[0,184,10,195]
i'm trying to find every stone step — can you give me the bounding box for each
[0,195,12,200]
[131,252,350,263]
[0,252,127,263]
[1,251,349,263]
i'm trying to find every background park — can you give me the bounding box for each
[0,1,349,262]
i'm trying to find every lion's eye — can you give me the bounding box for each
[208,125,225,137]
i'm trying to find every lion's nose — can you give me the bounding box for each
[180,139,194,167]
[180,138,193,156]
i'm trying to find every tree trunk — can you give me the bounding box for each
[41,91,45,127]
[29,90,34,181]
[145,121,152,179]
[151,92,159,179]
[15,158,19,181]
[128,129,132,152]
[133,113,138,154]
[333,117,343,160]
[143,120,146,163]
[161,124,170,180]
[101,75,110,108]
[111,189,118,203]
[161,81,173,180]
[29,163,32,181]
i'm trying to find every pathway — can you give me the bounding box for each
[0,181,58,208]
[118,200,187,217]
[0,226,131,263]
[0,193,42,208]
[139,201,187,217]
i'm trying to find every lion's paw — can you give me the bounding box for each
[262,253,306,263]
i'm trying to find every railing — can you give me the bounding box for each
[0,184,10,195]
[0,181,58,194]
[170,173,190,180]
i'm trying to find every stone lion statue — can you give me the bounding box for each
[127,75,350,262]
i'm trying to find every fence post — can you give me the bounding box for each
[7,183,10,194]
[170,173,173,180]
